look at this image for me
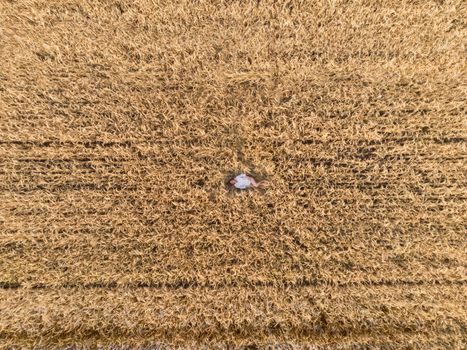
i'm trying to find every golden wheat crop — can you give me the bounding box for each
[0,0,466,348]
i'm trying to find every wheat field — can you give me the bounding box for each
[0,0,466,349]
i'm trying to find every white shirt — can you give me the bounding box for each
[233,173,252,189]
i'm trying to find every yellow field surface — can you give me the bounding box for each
[0,0,466,348]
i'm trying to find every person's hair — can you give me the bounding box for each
[224,172,242,191]
[226,177,237,189]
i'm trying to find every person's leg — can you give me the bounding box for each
[257,180,269,188]
[246,176,259,187]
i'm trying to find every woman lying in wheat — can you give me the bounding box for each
[228,173,268,190]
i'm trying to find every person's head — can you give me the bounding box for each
[229,178,237,185]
